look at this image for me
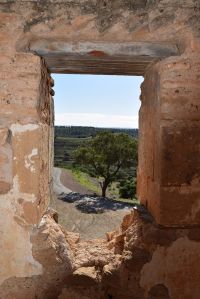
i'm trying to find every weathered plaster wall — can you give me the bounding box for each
[0,20,53,288]
[138,50,200,226]
[0,1,200,298]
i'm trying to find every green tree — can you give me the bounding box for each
[74,132,137,197]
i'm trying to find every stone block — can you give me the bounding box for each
[160,122,200,186]
[159,186,200,226]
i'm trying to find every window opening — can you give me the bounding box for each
[50,74,143,240]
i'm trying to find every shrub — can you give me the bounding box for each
[118,178,137,199]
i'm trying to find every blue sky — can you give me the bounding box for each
[52,74,143,128]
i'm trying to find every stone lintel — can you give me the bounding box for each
[29,41,179,75]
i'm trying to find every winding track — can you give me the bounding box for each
[51,168,132,240]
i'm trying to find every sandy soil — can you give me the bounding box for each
[51,168,132,240]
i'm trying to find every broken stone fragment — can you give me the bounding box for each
[64,231,80,247]
[66,266,98,286]
[50,77,54,87]
[45,207,59,223]
[50,89,55,96]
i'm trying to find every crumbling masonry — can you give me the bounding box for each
[0,1,200,298]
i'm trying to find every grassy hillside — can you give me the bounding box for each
[54,136,89,168]
[54,126,138,168]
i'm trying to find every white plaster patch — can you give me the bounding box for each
[0,200,43,285]
[0,175,36,203]
[0,174,44,285]
[10,123,39,136]
[25,148,38,173]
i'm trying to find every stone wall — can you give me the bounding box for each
[0,1,200,298]
[138,49,200,226]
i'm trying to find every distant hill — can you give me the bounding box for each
[55,126,138,138]
[54,126,138,168]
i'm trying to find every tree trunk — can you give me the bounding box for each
[101,180,109,197]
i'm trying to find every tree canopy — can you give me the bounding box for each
[74,132,138,197]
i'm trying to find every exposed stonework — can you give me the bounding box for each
[0,211,74,299]
[0,1,200,298]
[138,51,200,226]
[42,208,200,299]
[2,208,199,299]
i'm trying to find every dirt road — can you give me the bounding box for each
[53,167,72,194]
[60,168,94,194]
[51,168,132,240]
